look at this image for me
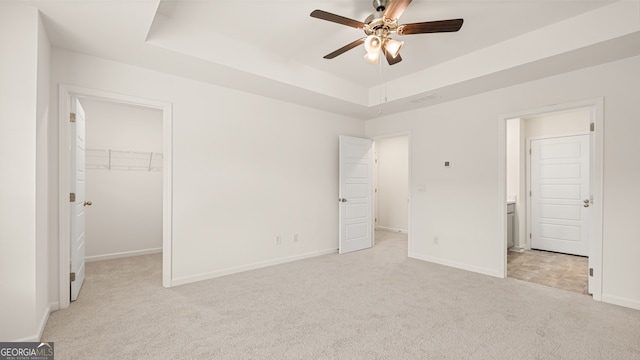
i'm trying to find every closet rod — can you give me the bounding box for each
[86,148,163,171]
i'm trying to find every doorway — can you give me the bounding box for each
[337,133,411,255]
[58,84,173,309]
[373,134,410,248]
[501,100,603,300]
[81,98,164,262]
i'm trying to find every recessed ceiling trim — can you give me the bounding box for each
[369,1,640,107]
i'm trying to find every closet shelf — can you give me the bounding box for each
[86,148,163,171]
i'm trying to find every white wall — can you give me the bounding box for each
[36,10,51,339]
[49,49,365,295]
[366,55,640,310]
[376,136,408,232]
[81,98,163,261]
[505,119,521,247]
[0,3,50,341]
[524,107,591,138]
[506,119,520,201]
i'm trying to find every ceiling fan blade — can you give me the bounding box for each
[310,10,364,29]
[383,48,403,65]
[383,0,412,21]
[323,38,366,59]
[397,18,464,35]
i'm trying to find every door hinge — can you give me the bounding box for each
[70,272,76,282]
[589,268,594,277]
[529,233,532,239]
[529,148,532,155]
[590,123,595,132]
[70,192,76,202]
[529,191,532,197]
[70,113,76,123]
[375,188,378,193]
[375,217,378,223]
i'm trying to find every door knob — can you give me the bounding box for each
[583,199,589,208]
[84,201,92,207]
[339,198,347,202]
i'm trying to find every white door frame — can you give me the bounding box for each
[58,84,173,309]
[498,98,603,301]
[371,131,412,253]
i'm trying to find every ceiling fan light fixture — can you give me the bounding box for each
[364,34,382,53]
[310,2,464,66]
[385,38,404,58]
[364,51,380,64]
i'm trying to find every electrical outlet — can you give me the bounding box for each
[434,235,439,245]
[276,235,282,245]
[293,233,299,243]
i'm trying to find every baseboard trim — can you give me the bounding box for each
[409,252,502,278]
[86,247,162,262]
[171,248,338,287]
[11,334,41,342]
[601,294,640,310]
[11,302,56,342]
[376,226,408,234]
[36,302,58,341]
[48,301,60,313]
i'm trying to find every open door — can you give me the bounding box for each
[338,135,373,254]
[70,96,87,301]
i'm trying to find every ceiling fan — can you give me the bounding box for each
[310,0,463,65]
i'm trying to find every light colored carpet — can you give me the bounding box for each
[43,230,640,359]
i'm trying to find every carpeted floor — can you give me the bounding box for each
[43,230,640,359]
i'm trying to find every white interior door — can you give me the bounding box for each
[70,97,87,301]
[530,135,590,256]
[339,135,373,254]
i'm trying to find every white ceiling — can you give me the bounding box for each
[153,0,608,86]
[27,0,640,118]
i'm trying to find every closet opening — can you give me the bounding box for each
[58,85,173,309]
[82,98,163,262]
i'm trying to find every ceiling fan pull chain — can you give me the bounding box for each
[379,52,384,114]
[384,58,388,104]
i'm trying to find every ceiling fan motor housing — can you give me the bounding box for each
[372,0,389,12]
[364,11,398,37]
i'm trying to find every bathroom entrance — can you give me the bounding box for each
[502,100,603,298]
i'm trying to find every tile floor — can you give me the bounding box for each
[507,249,589,295]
